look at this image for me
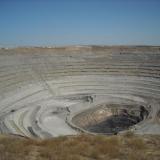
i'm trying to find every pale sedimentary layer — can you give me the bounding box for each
[0,46,160,138]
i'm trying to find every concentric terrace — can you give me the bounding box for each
[0,46,160,138]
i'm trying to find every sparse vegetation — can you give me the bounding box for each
[0,134,159,160]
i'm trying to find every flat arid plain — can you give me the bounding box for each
[0,46,160,160]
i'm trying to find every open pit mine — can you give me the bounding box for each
[0,46,160,138]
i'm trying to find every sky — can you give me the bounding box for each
[0,0,160,47]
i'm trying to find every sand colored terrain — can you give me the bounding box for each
[0,46,160,138]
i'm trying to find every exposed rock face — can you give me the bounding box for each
[72,104,142,134]
[0,46,160,138]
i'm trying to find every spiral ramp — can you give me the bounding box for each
[0,46,160,138]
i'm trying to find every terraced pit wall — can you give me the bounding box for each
[0,46,160,138]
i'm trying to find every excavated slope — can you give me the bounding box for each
[0,46,160,138]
